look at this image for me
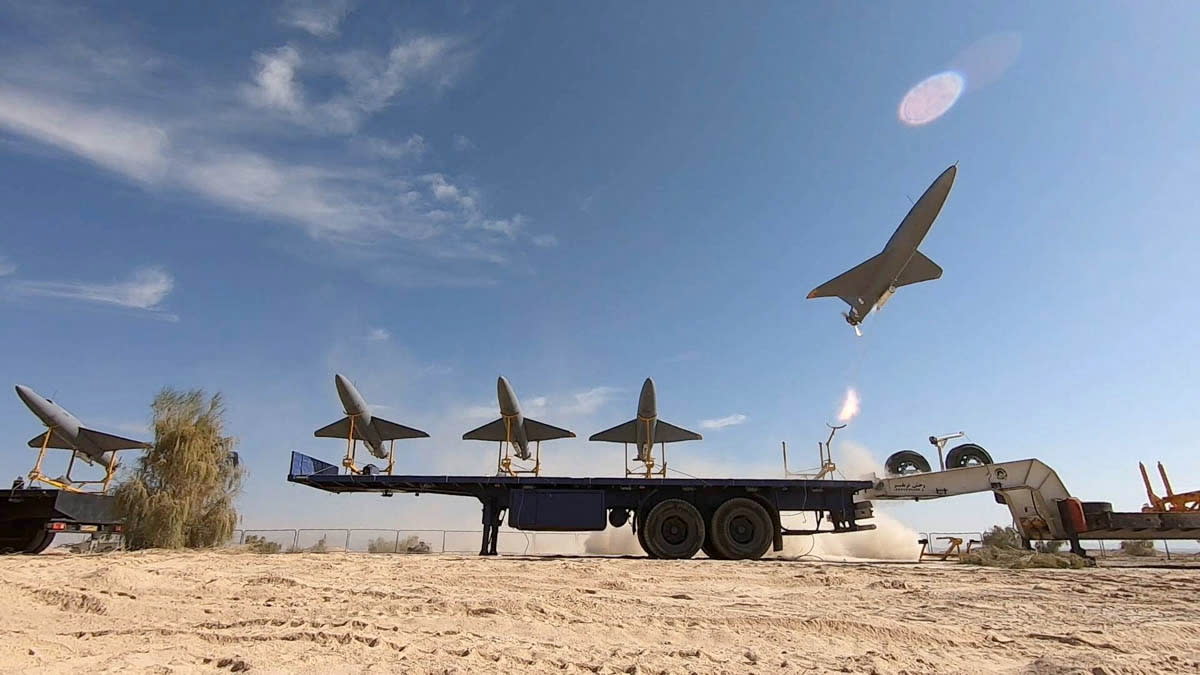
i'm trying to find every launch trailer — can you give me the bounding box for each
[0,488,123,554]
[287,452,875,559]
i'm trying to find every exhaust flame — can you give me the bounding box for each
[837,387,860,423]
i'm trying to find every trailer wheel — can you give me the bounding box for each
[641,499,705,560]
[701,539,727,560]
[709,498,773,560]
[945,443,992,469]
[885,450,931,476]
[22,529,55,554]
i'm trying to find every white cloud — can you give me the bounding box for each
[0,15,528,286]
[8,266,176,319]
[452,133,473,151]
[700,413,747,430]
[561,387,619,416]
[366,327,390,341]
[244,46,304,113]
[279,0,353,38]
[0,256,15,277]
[531,234,558,247]
[0,87,168,182]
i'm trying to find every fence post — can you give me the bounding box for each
[1163,540,1171,561]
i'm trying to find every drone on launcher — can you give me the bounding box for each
[590,378,701,478]
[16,384,151,493]
[314,373,428,475]
[462,376,574,476]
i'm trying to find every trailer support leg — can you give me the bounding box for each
[479,498,502,556]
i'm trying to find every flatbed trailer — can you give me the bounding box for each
[288,452,875,559]
[0,488,123,554]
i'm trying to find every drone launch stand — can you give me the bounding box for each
[624,441,668,479]
[782,424,843,480]
[496,441,541,477]
[27,430,121,494]
[340,417,397,476]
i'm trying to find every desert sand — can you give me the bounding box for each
[1,550,1198,674]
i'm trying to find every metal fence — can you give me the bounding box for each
[231,528,591,555]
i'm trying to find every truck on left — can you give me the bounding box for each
[0,487,122,554]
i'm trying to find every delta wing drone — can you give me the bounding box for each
[590,378,701,477]
[462,376,574,476]
[314,373,428,474]
[16,384,151,492]
[808,164,956,334]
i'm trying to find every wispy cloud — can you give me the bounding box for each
[0,8,560,284]
[0,255,15,276]
[244,46,304,113]
[366,327,390,341]
[662,350,701,364]
[279,0,354,38]
[700,413,747,430]
[452,133,474,152]
[0,87,168,182]
[7,266,177,320]
[561,386,620,416]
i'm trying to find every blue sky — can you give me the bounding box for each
[2,2,1198,536]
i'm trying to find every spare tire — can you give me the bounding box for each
[885,450,931,476]
[1081,501,1113,516]
[945,443,993,469]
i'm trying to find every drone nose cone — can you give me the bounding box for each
[940,164,957,183]
[638,378,657,418]
[497,376,520,415]
[15,385,40,409]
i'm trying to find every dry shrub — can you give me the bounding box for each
[1120,540,1157,557]
[115,389,243,549]
[244,535,281,554]
[367,535,431,554]
[980,525,1021,549]
[962,546,1087,569]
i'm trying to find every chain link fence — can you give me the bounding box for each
[230,528,591,555]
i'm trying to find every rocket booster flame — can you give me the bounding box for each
[837,387,860,423]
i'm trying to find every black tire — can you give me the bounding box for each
[885,450,931,476]
[23,529,54,554]
[945,443,993,469]
[1081,501,1113,516]
[701,538,727,560]
[709,498,773,561]
[0,521,50,554]
[641,499,705,560]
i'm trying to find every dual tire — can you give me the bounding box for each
[639,497,773,561]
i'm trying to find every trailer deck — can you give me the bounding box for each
[288,452,875,558]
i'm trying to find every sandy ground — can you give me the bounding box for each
[0,550,1197,674]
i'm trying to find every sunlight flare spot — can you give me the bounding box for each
[898,71,965,126]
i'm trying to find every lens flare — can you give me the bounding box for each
[897,71,965,126]
[837,387,861,423]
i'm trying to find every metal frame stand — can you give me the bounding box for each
[625,441,667,478]
[27,429,120,494]
[496,440,541,477]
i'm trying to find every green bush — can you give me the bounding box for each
[116,389,243,549]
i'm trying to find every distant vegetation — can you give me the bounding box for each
[368,535,433,554]
[244,534,281,554]
[965,525,1084,569]
[980,525,1021,549]
[115,389,244,549]
[1119,540,1157,557]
